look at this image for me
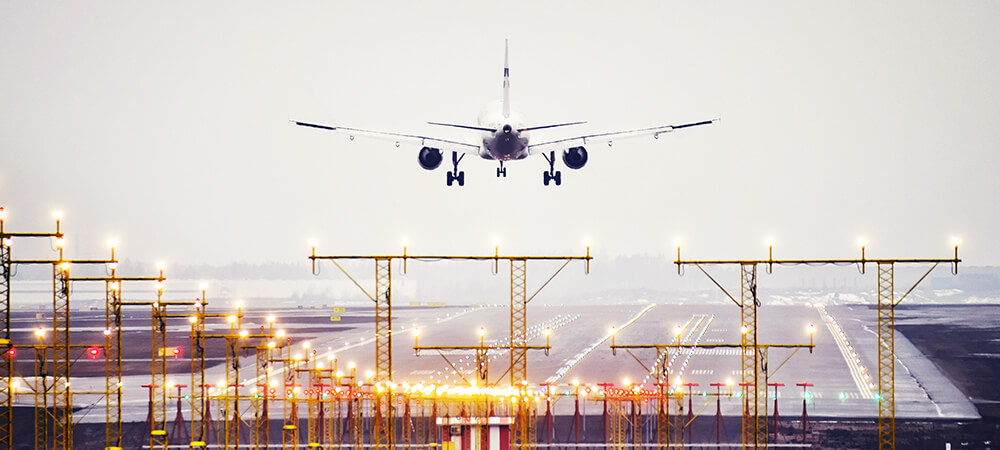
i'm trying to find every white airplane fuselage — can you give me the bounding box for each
[476,100,528,161]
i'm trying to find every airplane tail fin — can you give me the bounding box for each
[502,39,510,118]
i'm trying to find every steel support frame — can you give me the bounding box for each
[740,263,767,449]
[510,259,533,450]
[51,264,72,450]
[34,346,49,450]
[877,263,895,450]
[282,359,299,450]
[253,346,270,449]
[373,258,394,449]
[307,364,321,446]
[190,302,207,447]
[606,399,627,450]
[224,318,241,449]
[105,282,123,449]
[0,242,9,450]
[150,297,168,450]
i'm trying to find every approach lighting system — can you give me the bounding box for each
[88,348,101,359]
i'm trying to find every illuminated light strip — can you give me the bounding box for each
[427,314,582,382]
[817,305,874,399]
[642,314,715,386]
[545,304,657,384]
[242,306,485,390]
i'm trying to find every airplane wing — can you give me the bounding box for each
[294,120,481,155]
[526,118,718,155]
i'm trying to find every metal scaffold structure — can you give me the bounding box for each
[0,209,969,450]
[308,240,591,450]
[673,238,961,450]
[0,207,62,450]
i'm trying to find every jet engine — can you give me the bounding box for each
[562,146,588,170]
[418,147,443,170]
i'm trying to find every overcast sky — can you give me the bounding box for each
[1,2,997,268]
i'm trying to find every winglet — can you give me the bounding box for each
[502,39,510,118]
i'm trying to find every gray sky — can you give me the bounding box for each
[2,2,998,267]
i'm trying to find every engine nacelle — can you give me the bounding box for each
[562,146,588,170]
[418,147,443,170]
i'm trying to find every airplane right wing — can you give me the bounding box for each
[294,120,482,155]
[526,118,717,155]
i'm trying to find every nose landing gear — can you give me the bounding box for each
[446,152,465,186]
[542,151,562,186]
[497,161,507,178]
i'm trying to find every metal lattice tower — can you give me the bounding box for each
[191,301,207,447]
[740,263,767,448]
[307,362,321,445]
[224,312,242,449]
[150,294,168,449]
[877,263,895,449]
[0,238,10,450]
[375,258,392,382]
[350,387,362,450]
[509,259,528,385]
[105,281,123,449]
[282,357,300,450]
[253,345,270,448]
[373,258,395,449]
[51,263,72,450]
[34,346,49,450]
[606,399,626,450]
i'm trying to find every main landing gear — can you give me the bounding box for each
[446,152,465,186]
[542,151,562,186]
[497,161,507,178]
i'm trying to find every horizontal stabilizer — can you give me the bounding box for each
[518,121,586,132]
[428,122,496,132]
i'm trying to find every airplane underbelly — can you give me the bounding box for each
[484,135,528,161]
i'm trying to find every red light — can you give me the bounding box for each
[6,348,14,358]
[88,348,100,358]
[172,347,181,357]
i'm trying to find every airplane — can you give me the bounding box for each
[294,40,716,186]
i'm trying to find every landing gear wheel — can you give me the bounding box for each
[446,171,455,186]
[497,167,507,178]
[543,171,562,186]
[457,171,465,186]
[543,171,551,186]
[553,170,562,186]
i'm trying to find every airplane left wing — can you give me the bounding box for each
[294,120,481,155]
[527,118,717,155]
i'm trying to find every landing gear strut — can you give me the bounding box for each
[542,151,562,186]
[497,161,507,178]
[446,152,465,186]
